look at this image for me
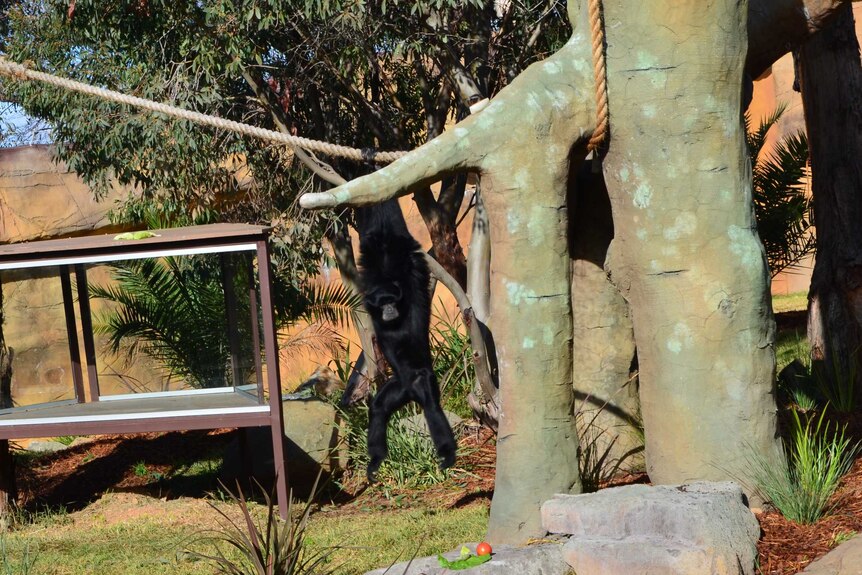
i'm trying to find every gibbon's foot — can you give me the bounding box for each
[437,445,456,471]
[367,456,385,483]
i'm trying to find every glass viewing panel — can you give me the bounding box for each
[0,249,265,413]
[0,266,76,410]
[87,251,264,399]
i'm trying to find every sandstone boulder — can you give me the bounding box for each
[542,481,760,575]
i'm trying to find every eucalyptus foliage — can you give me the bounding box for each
[2,0,571,303]
[1,0,568,200]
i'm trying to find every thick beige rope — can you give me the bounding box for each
[587,0,609,152]
[0,56,408,164]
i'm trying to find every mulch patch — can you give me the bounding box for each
[11,422,862,574]
[757,455,862,574]
[16,429,236,511]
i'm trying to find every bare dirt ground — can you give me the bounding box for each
[12,423,862,574]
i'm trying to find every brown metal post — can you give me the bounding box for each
[74,265,101,401]
[0,440,16,522]
[60,266,86,403]
[246,257,264,398]
[256,239,289,520]
[220,255,244,389]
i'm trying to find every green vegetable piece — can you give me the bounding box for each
[113,231,160,241]
[436,549,492,570]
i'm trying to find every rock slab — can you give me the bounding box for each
[542,481,760,575]
[364,541,570,575]
[801,534,862,575]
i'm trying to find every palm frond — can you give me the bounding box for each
[279,323,345,363]
[295,282,361,328]
[89,255,231,388]
[747,105,814,278]
[746,103,788,162]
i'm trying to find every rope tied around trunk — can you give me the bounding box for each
[587,0,610,153]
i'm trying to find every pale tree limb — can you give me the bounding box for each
[422,252,499,424]
[464,185,498,428]
[241,68,347,186]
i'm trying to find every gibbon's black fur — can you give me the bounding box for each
[354,199,457,481]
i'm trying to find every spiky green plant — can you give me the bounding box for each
[189,479,339,575]
[748,409,860,524]
[745,105,813,278]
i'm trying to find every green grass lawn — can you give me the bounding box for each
[0,495,488,575]
[772,291,807,314]
[776,328,808,373]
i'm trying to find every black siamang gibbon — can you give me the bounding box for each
[350,199,457,481]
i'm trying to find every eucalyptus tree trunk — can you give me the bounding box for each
[798,2,862,409]
[301,0,783,543]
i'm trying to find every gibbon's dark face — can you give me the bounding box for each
[366,281,403,322]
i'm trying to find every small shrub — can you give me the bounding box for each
[788,384,819,414]
[133,461,150,478]
[52,436,78,447]
[189,478,339,575]
[776,344,860,414]
[777,359,819,413]
[749,409,860,524]
[575,392,644,492]
[577,423,621,493]
[813,348,860,413]
[338,403,451,488]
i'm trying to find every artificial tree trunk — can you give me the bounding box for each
[301,0,782,543]
[601,0,781,491]
[566,0,862,476]
[798,2,862,408]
